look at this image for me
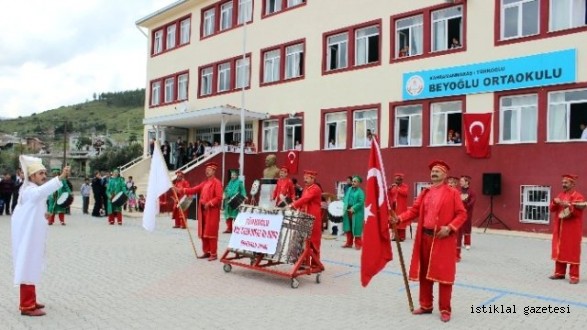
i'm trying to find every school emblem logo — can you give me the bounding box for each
[406,75,425,96]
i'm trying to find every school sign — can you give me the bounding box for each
[402,49,577,100]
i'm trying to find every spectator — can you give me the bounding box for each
[0,172,14,215]
[450,37,461,49]
[80,177,91,214]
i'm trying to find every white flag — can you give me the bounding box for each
[142,142,173,231]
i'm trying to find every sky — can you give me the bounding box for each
[0,0,175,119]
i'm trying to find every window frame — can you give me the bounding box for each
[352,108,379,149]
[262,119,279,152]
[547,87,587,142]
[200,0,255,40]
[323,19,382,75]
[323,111,348,150]
[390,3,467,63]
[262,0,306,19]
[283,116,303,150]
[148,70,189,108]
[151,14,192,57]
[198,53,252,98]
[519,185,551,224]
[394,104,423,147]
[260,39,305,87]
[494,0,587,46]
[430,100,463,147]
[220,1,234,31]
[499,93,538,144]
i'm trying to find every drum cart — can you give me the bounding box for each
[220,205,324,289]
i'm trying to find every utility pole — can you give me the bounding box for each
[63,121,67,167]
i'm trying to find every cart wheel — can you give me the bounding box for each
[315,273,321,284]
[223,264,232,273]
[291,278,300,289]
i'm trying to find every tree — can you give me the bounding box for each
[128,133,137,144]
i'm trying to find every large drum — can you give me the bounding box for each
[228,194,246,209]
[178,195,192,211]
[56,192,74,207]
[327,201,344,223]
[267,208,314,264]
[112,192,128,207]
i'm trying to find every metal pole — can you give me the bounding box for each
[63,121,67,167]
[221,116,226,186]
[239,7,248,186]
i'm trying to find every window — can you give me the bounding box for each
[164,77,175,103]
[395,105,422,146]
[430,101,462,146]
[285,43,304,79]
[199,54,251,97]
[238,0,253,24]
[353,109,377,148]
[263,50,280,83]
[217,62,231,92]
[550,0,587,31]
[501,0,539,39]
[500,94,537,143]
[151,81,161,106]
[355,25,380,65]
[325,112,347,149]
[151,16,191,55]
[203,8,215,37]
[153,30,163,55]
[520,185,551,224]
[284,117,303,150]
[548,88,587,141]
[395,15,423,58]
[178,74,188,101]
[327,33,348,71]
[263,120,279,152]
[431,6,463,52]
[166,25,177,50]
[180,18,191,45]
[288,0,304,6]
[414,182,432,200]
[324,20,381,73]
[265,0,282,15]
[236,57,250,88]
[261,40,305,85]
[200,67,213,96]
[220,2,233,31]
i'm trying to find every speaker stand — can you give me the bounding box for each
[478,195,510,233]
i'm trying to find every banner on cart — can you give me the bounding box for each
[228,211,284,254]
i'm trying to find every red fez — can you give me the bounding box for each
[280,165,289,172]
[205,162,218,170]
[428,160,450,173]
[304,170,318,178]
[562,174,578,182]
[394,173,404,178]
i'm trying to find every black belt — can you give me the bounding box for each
[422,228,435,236]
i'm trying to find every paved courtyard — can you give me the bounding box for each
[1,196,586,329]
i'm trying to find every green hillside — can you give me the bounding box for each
[0,90,146,143]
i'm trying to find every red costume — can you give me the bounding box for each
[388,173,409,241]
[549,174,584,283]
[273,176,295,207]
[182,163,223,261]
[172,174,190,229]
[397,161,466,321]
[457,176,476,260]
[291,170,323,263]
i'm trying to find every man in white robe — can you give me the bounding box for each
[11,156,70,317]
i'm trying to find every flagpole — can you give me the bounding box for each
[171,189,199,258]
[389,211,414,312]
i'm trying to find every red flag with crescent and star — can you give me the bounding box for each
[286,150,299,174]
[463,113,492,158]
[360,137,393,287]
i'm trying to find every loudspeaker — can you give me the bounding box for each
[482,173,501,196]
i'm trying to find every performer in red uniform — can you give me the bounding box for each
[272,166,295,207]
[548,174,585,284]
[457,175,476,261]
[290,170,323,263]
[394,160,466,323]
[178,162,223,261]
[388,173,408,241]
[171,170,190,229]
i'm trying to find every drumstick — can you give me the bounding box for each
[171,190,199,258]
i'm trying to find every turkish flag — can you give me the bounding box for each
[286,150,299,174]
[463,113,492,158]
[360,137,393,287]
